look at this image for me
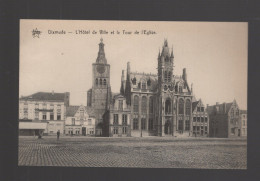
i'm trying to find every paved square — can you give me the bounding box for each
[19,136,247,169]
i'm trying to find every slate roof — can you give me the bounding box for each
[192,101,199,112]
[66,106,79,117]
[207,102,234,115]
[20,92,66,102]
[130,72,158,92]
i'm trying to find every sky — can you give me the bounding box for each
[20,20,248,110]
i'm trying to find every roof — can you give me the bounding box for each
[20,92,66,102]
[192,101,199,112]
[130,72,158,92]
[66,106,80,117]
[240,110,247,114]
[207,102,234,115]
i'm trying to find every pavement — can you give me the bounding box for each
[18,136,247,169]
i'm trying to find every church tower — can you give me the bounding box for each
[91,38,111,134]
[156,39,175,136]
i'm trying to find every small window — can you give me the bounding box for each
[122,127,127,134]
[57,113,61,120]
[50,113,54,120]
[42,112,46,120]
[103,79,106,85]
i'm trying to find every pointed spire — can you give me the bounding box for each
[158,48,161,58]
[96,38,107,64]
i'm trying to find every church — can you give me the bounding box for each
[87,39,209,137]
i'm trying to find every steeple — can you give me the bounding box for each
[120,70,125,95]
[96,38,107,64]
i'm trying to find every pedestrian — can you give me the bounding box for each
[57,130,60,140]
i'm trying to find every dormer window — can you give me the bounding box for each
[179,86,183,93]
[141,82,146,90]
[147,79,151,86]
[132,77,136,85]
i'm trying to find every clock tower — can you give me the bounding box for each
[91,38,111,133]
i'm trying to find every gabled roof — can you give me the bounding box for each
[192,101,199,112]
[66,106,80,117]
[207,102,235,115]
[20,92,66,102]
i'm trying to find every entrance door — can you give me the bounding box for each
[82,127,86,136]
[164,120,171,135]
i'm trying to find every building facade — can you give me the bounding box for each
[19,91,70,135]
[207,100,241,138]
[65,105,95,136]
[191,99,209,137]
[240,110,247,137]
[103,94,131,137]
[87,38,112,136]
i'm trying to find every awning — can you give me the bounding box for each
[19,122,47,130]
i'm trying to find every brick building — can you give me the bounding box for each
[207,100,241,138]
[19,91,70,136]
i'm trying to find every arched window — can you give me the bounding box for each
[178,99,184,114]
[99,78,102,85]
[133,96,139,113]
[149,96,153,113]
[165,99,171,114]
[96,78,98,85]
[141,96,147,114]
[103,79,106,85]
[164,71,168,82]
[185,99,191,115]
[168,71,171,82]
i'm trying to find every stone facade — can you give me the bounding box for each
[103,95,131,137]
[87,38,112,136]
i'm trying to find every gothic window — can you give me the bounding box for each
[141,96,147,114]
[178,120,183,130]
[96,78,98,85]
[236,109,239,116]
[147,79,151,86]
[133,118,138,130]
[133,96,139,113]
[103,79,106,85]
[165,99,171,114]
[113,114,118,125]
[185,120,190,131]
[148,118,153,130]
[164,85,168,91]
[132,77,136,85]
[149,97,153,113]
[178,99,184,114]
[141,118,146,130]
[141,82,146,90]
[165,56,169,62]
[185,99,191,115]
[164,71,168,82]
[167,71,171,82]
[99,78,102,85]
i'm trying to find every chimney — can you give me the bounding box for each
[182,68,187,81]
[127,62,131,75]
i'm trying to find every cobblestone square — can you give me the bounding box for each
[19,136,247,169]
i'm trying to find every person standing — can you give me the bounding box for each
[57,130,60,140]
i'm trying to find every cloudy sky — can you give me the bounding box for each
[20,20,248,110]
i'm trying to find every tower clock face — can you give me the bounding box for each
[96,64,105,74]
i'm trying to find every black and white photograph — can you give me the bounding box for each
[19,20,247,169]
